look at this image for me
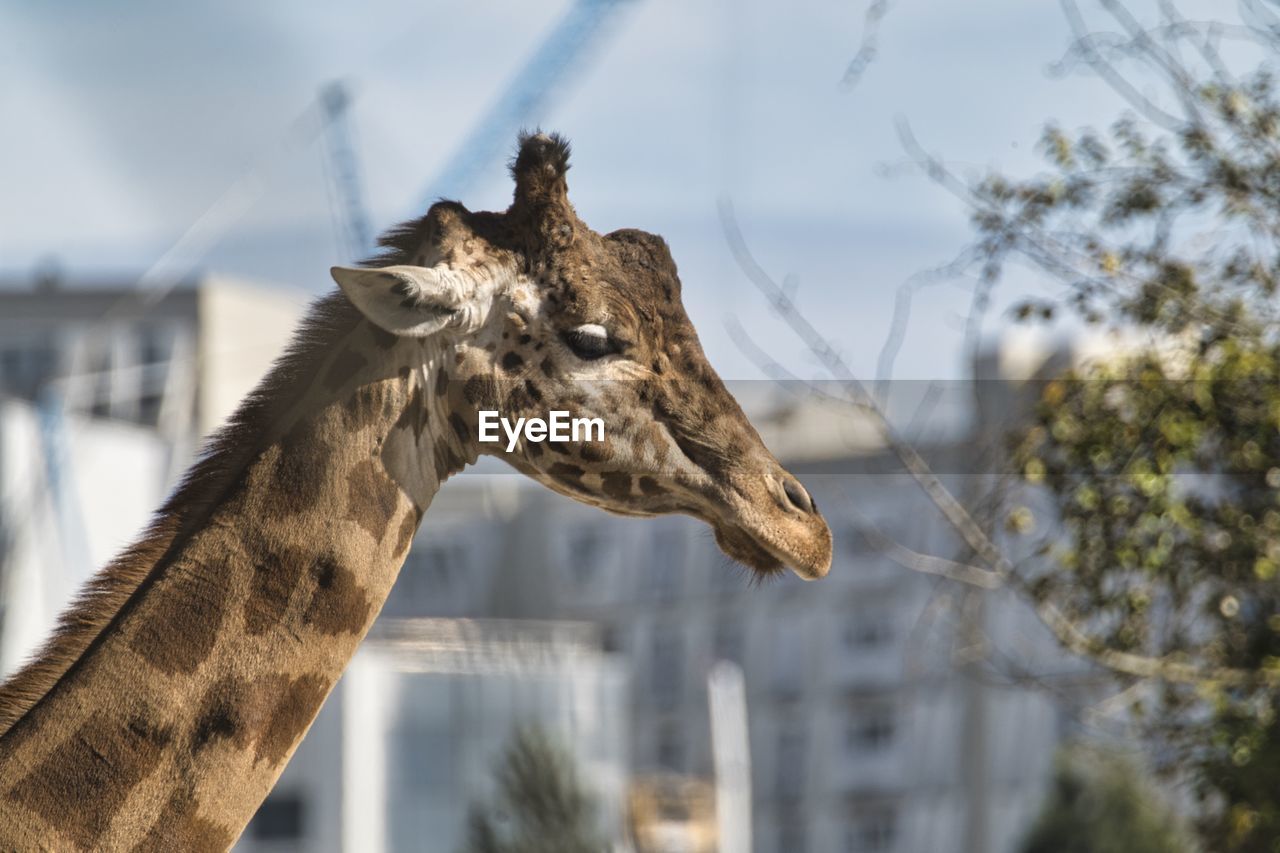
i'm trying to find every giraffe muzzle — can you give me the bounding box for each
[710,469,832,581]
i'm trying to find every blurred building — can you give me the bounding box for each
[310,367,1105,853]
[0,272,304,674]
[237,617,631,853]
[0,273,304,440]
[0,397,168,677]
[0,271,1115,853]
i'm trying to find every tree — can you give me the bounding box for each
[722,2,1280,849]
[939,2,1280,849]
[1020,745,1194,853]
[459,726,606,853]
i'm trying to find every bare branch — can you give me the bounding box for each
[875,248,979,398]
[853,514,1005,589]
[719,197,1280,689]
[1054,0,1190,130]
[839,0,892,93]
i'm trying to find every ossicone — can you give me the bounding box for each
[510,130,572,211]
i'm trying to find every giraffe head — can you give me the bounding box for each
[332,133,831,579]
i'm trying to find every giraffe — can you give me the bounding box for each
[0,132,831,849]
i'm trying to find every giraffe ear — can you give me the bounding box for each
[331,264,474,338]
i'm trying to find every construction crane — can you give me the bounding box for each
[420,0,639,205]
[320,2,638,258]
[320,81,375,261]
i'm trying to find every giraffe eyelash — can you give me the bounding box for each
[562,324,621,360]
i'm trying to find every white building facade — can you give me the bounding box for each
[236,617,631,853]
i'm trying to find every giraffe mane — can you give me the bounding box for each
[363,213,436,268]
[0,219,436,737]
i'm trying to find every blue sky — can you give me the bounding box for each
[0,0,1253,380]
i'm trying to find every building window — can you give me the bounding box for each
[713,620,744,665]
[655,722,684,772]
[423,543,467,590]
[138,392,163,425]
[566,527,605,587]
[0,346,54,398]
[249,792,305,841]
[0,349,21,384]
[138,325,170,365]
[843,610,893,649]
[778,820,807,853]
[774,728,807,801]
[651,630,683,709]
[846,705,896,754]
[846,806,898,852]
[771,621,804,697]
[601,624,622,653]
[392,542,468,613]
[648,532,684,601]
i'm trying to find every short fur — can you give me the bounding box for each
[0,229,425,736]
[0,135,831,847]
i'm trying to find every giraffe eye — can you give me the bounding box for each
[562,324,618,360]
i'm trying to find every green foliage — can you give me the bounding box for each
[459,726,606,853]
[1014,341,1280,677]
[1020,746,1195,853]
[956,5,1280,851]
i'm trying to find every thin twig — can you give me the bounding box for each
[719,197,1278,689]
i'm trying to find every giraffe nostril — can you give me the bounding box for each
[782,476,815,514]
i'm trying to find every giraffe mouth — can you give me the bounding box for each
[715,518,832,581]
[713,523,785,577]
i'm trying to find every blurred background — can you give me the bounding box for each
[1,1,1268,851]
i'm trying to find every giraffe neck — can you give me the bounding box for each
[0,303,473,849]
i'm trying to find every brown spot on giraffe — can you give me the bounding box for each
[271,421,329,517]
[638,476,666,497]
[345,459,401,543]
[342,382,396,431]
[243,543,310,636]
[7,713,171,849]
[463,376,497,408]
[579,440,614,464]
[432,439,466,480]
[192,673,288,754]
[643,423,669,465]
[255,673,331,767]
[504,381,536,415]
[128,556,230,676]
[549,462,587,490]
[601,471,632,501]
[369,324,399,350]
[393,383,429,441]
[394,509,421,556]
[323,348,367,392]
[303,557,372,636]
[136,789,237,853]
[448,412,471,444]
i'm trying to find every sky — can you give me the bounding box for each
[0,0,1258,381]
